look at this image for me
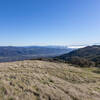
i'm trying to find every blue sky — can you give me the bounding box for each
[0,0,100,46]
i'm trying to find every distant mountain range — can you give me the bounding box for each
[0,46,73,62]
[54,45,100,67]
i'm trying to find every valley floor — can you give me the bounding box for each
[0,60,100,100]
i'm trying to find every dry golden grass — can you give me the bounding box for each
[0,60,100,100]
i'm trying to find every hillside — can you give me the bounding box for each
[55,45,100,67]
[0,46,72,62]
[0,60,100,100]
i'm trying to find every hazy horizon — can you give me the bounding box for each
[0,42,99,49]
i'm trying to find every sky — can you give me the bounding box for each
[0,0,100,46]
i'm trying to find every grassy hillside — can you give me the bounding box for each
[0,60,100,100]
[54,45,100,67]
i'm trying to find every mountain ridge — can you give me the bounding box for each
[54,45,100,67]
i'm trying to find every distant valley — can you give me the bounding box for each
[0,46,73,62]
[0,45,100,68]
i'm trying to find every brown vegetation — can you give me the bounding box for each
[0,60,100,100]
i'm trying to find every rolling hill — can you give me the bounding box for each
[0,60,100,100]
[54,45,100,67]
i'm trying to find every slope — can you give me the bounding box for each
[55,45,100,67]
[0,60,100,100]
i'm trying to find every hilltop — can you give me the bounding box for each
[0,60,100,100]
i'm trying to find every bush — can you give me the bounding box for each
[66,56,95,67]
